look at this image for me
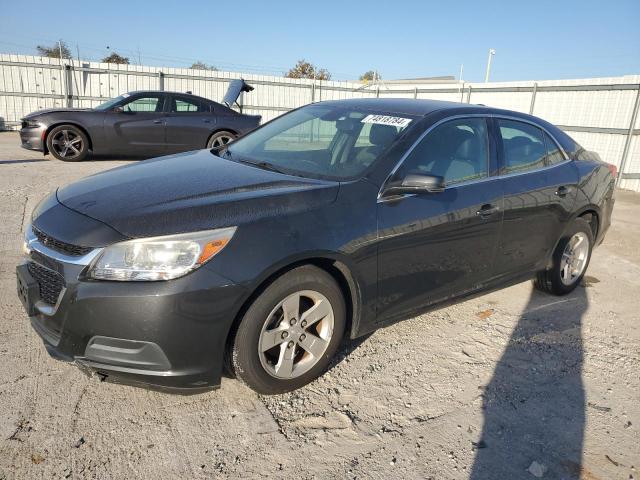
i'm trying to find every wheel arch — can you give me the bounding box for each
[573,205,601,239]
[545,206,600,270]
[222,255,363,371]
[44,122,93,154]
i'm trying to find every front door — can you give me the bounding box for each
[376,117,503,323]
[103,93,167,156]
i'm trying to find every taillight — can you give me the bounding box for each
[607,163,617,178]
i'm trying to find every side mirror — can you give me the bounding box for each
[382,173,445,197]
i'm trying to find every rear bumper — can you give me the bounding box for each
[20,126,46,152]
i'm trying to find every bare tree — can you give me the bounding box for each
[285,59,331,80]
[36,40,72,59]
[102,52,130,64]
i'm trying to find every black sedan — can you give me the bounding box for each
[19,79,261,161]
[17,98,615,394]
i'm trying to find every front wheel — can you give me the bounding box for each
[534,217,594,295]
[231,265,346,394]
[46,125,89,161]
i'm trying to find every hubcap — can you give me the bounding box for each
[258,290,334,379]
[51,129,83,159]
[560,232,589,285]
[210,135,233,149]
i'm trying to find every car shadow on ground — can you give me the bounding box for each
[470,285,588,479]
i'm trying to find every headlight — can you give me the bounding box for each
[88,227,236,281]
[22,119,40,128]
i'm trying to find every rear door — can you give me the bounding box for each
[376,116,504,322]
[164,95,215,153]
[103,93,167,155]
[493,117,579,279]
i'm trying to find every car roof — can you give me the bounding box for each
[316,98,492,117]
[126,90,214,104]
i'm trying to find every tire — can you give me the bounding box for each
[534,217,594,296]
[206,130,236,150]
[231,265,346,394]
[46,124,90,162]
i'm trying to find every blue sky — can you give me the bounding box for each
[0,0,638,82]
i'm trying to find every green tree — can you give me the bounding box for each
[190,61,218,71]
[359,70,380,82]
[285,59,331,80]
[36,40,72,59]
[102,52,130,64]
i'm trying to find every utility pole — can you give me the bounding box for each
[459,64,464,83]
[484,49,496,83]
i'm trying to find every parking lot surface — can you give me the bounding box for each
[0,131,638,479]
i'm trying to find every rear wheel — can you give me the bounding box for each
[231,265,346,394]
[534,217,593,295]
[46,125,89,162]
[207,130,236,150]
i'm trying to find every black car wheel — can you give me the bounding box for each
[231,265,346,394]
[46,125,89,162]
[535,217,594,295]
[207,131,236,150]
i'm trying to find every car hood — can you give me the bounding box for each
[24,108,91,119]
[56,150,340,239]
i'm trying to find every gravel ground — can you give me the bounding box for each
[0,131,638,479]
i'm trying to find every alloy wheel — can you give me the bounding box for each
[559,232,590,286]
[210,134,233,149]
[50,129,83,160]
[258,290,334,379]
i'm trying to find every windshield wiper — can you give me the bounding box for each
[243,160,286,174]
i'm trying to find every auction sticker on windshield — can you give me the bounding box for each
[361,114,412,128]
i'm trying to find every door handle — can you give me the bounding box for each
[153,119,164,124]
[555,185,573,197]
[476,204,499,218]
[203,119,211,123]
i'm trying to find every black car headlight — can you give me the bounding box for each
[87,227,236,281]
[22,119,40,128]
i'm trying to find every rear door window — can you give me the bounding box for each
[170,96,209,113]
[497,119,547,174]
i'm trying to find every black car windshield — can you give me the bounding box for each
[225,104,416,180]
[93,95,129,111]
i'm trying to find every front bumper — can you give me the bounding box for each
[20,125,46,152]
[18,226,248,393]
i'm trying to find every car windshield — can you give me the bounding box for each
[225,104,416,180]
[93,95,129,111]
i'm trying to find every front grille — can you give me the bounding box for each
[27,262,65,306]
[32,226,93,257]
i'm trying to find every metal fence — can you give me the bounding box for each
[1,54,639,192]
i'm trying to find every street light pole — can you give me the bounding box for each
[484,49,496,83]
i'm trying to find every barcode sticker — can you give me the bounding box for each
[361,114,412,128]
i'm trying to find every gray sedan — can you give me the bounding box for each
[19,79,261,161]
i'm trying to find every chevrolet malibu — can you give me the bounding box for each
[16,98,615,394]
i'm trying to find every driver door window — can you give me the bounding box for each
[121,95,164,113]
[396,117,489,186]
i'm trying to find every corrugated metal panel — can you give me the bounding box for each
[1,54,638,192]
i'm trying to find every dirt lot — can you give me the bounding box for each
[0,131,638,479]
